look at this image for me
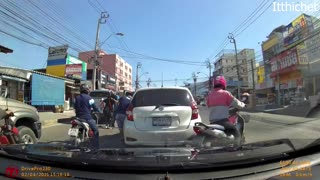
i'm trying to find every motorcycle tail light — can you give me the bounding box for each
[193,126,202,135]
[12,127,19,136]
[89,129,94,137]
[71,120,78,127]
[0,135,9,144]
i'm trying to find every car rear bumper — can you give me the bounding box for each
[124,119,202,146]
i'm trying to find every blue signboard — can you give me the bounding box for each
[31,74,65,105]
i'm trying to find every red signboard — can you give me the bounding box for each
[65,64,82,79]
[270,48,298,76]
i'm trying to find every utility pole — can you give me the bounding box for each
[161,72,164,87]
[192,73,197,97]
[206,59,212,91]
[135,62,142,91]
[228,33,241,99]
[92,12,108,90]
[147,78,151,87]
[277,61,281,106]
[250,59,256,108]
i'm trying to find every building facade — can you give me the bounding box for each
[261,13,316,105]
[213,49,255,93]
[79,50,133,92]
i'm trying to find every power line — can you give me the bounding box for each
[0,29,47,48]
[207,0,272,61]
[139,77,208,83]
[94,0,107,12]
[235,1,274,37]
[0,0,95,63]
[232,0,269,34]
[108,46,203,64]
[87,0,102,14]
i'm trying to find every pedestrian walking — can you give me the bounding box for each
[115,91,132,141]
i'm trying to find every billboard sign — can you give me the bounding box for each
[283,14,313,49]
[66,55,87,80]
[65,64,82,79]
[46,65,66,77]
[271,48,298,72]
[48,45,68,60]
[296,42,309,64]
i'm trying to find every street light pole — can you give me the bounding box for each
[206,59,212,91]
[277,61,281,106]
[192,72,197,97]
[250,59,256,108]
[228,33,241,99]
[147,78,151,87]
[92,12,108,90]
[135,62,142,91]
[100,33,124,48]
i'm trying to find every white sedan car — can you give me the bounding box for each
[124,87,202,146]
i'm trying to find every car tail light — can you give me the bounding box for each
[193,126,202,135]
[126,104,134,121]
[0,135,9,144]
[71,120,78,127]
[191,101,199,120]
[11,127,19,136]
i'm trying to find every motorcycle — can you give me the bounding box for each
[68,117,94,147]
[0,112,20,145]
[68,111,102,147]
[191,107,250,148]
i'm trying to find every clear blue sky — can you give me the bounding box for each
[0,0,315,87]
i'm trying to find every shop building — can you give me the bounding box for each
[79,50,133,92]
[0,66,74,111]
[213,49,256,94]
[261,13,316,105]
[44,45,87,108]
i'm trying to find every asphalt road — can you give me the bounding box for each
[40,107,320,149]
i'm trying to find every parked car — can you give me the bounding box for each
[124,87,202,146]
[0,86,41,144]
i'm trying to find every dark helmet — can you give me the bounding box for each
[80,84,90,94]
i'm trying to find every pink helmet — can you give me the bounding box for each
[213,75,226,90]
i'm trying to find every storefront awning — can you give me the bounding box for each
[0,66,74,84]
[0,45,13,54]
[0,67,31,81]
[1,75,28,82]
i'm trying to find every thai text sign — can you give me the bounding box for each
[271,48,298,72]
[65,64,82,79]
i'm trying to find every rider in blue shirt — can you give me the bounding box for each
[74,84,101,150]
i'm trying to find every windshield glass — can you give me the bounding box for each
[132,89,192,107]
[89,91,110,98]
[1,0,320,177]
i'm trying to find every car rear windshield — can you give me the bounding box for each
[132,89,193,107]
[89,91,110,98]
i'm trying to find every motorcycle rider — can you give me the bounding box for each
[74,84,101,151]
[101,91,118,129]
[206,75,246,146]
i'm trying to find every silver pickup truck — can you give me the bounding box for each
[0,87,41,144]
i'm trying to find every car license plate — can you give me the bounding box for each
[152,117,172,126]
[68,128,79,137]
